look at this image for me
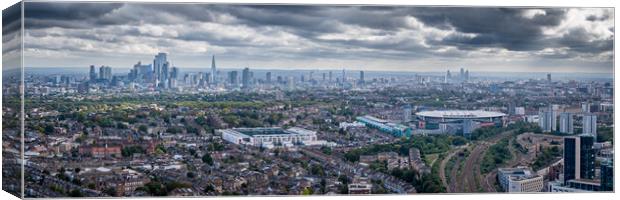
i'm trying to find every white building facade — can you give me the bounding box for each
[498,167,544,193]
[219,127,328,149]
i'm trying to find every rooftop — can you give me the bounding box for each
[230,127,315,136]
[498,167,540,181]
[416,110,506,119]
[234,128,291,136]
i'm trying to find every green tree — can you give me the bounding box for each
[202,153,214,165]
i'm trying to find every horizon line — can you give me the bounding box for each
[21,66,613,75]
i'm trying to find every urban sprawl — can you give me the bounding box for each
[2,52,614,197]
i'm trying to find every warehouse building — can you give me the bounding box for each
[219,127,329,149]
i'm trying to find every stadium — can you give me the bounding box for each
[415,110,506,136]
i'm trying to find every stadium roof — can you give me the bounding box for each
[416,110,506,119]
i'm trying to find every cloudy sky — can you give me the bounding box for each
[21,2,614,73]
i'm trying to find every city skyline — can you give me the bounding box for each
[2,2,615,198]
[17,3,614,73]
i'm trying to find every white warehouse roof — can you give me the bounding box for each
[416,110,506,119]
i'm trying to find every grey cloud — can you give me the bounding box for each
[24,2,123,28]
[558,27,614,53]
[17,3,614,72]
[586,10,612,21]
[412,8,566,51]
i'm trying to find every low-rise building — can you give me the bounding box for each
[348,176,372,194]
[78,145,122,158]
[356,115,411,137]
[498,167,544,193]
[219,127,328,149]
[409,148,431,174]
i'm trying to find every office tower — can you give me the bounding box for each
[563,135,595,184]
[183,74,189,85]
[197,72,205,87]
[287,76,294,89]
[547,73,552,82]
[98,66,112,80]
[89,65,97,81]
[460,68,464,80]
[211,55,217,85]
[600,159,613,191]
[359,71,365,85]
[538,106,556,132]
[153,52,167,83]
[322,73,326,82]
[266,72,272,84]
[228,71,238,86]
[204,72,211,85]
[465,70,469,81]
[445,70,451,83]
[309,71,314,81]
[53,74,61,85]
[132,61,153,82]
[301,74,305,83]
[582,114,597,137]
[559,113,574,134]
[402,104,412,122]
[329,71,333,83]
[162,62,170,85]
[169,67,179,88]
[342,69,346,83]
[242,67,251,89]
[98,66,104,79]
[191,73,200,86]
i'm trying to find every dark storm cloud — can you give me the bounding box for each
[558,27,614,53]
[412,8,566,51]
[20,2,614,72]
[24,2,123,28]
[586,9,612,21]
[2,2,21,35]
[3,2,22,55]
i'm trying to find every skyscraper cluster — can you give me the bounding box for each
[129,61,153,83]
[153,53,172,89]
[99,66,112,80]
[445,68,470,83]
[127,52,183,89]
[89,65,113,82]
